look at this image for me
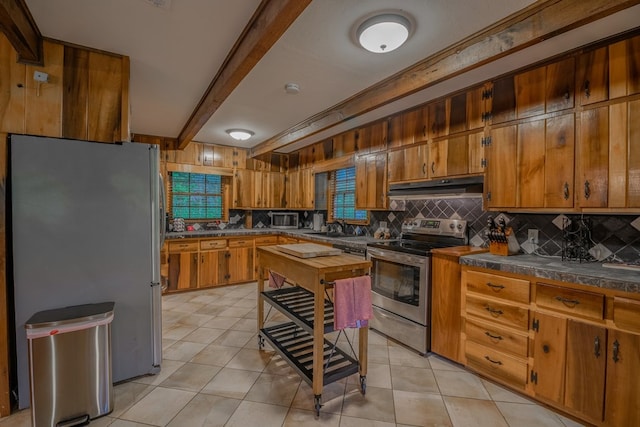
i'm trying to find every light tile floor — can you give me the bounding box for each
[1,283,586,427]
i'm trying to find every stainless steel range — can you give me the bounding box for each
[367,218,468,354]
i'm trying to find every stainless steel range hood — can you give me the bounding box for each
[388,175,484,197]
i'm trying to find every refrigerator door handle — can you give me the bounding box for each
[159,173,167,247]
[151,283,162,369]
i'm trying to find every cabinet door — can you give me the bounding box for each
[429,99,449,138]
[486,125,517,208]
[491,76,516,124]
[332,130,357,157]
[604,330,640,427]
[564,321,606,423]
[449,92,468,134]
[388,107,428,148]
[357,120,388,153]
[431,254,462,362]
[577,46,608,106]
[167,252,198,291]
[531,312,567,403]
[233,169,254,208]
[355,153,387,209]
[516,66,546,119]
[268,171,287,208]
[610,100,640,208]
[576,106,608,208]
[447,135,469,176]
[517,119,546,208]
[544,114,575,208]
[468,131,485,175]
[609,34,640,99]
[429,140,447,178]
[199,250,223,288]
[391,144,429,182]
[546,57,575,113]
[466,85,486,130]
[227,247,255,284]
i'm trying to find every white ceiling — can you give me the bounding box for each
[24,0,640,153]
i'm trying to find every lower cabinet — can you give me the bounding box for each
[604,330,640,426]
[164,237,258,292]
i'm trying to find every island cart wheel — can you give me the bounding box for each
[314,395,322,417]
[360,375,366,395]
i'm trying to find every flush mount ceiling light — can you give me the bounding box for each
[226,129,254,141]
[356,13,412,53]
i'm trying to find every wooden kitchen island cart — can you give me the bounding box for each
[256,245,371,415]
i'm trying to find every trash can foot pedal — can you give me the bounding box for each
[57,413,89,427]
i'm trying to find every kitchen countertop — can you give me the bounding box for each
[165,228,391,251]
[460,252,640,293]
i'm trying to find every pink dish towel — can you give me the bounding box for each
[333,276,373,330]
[269,271,286,289]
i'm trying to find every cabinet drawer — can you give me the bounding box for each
[466,270,530,304]
[228,238,253,248]
[168,241,198,252]
[535,283,604,321]
[255,235,278,246]
[465,340,528,389]
[466,294,529,331]
[465,318,528,358]
[613,296,640,333]
[200,239,227,250]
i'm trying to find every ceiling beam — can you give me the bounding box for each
[0,0,42,64]
[251,0,640,157]
[177,0,312,149]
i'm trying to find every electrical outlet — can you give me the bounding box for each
[527,229,539,244]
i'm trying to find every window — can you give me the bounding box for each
[170,172,224,220]
[330,167,368,222]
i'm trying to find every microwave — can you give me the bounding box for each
[271,212,299,229]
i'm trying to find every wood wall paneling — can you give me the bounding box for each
[87,53,122,142]
[0,35,26,134]
[62,46,89,140]
[25,40,63,137]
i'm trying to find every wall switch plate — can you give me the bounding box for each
[521,241,538,254]
[527,229,539,244]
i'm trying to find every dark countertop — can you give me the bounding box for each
[460,253,640,293]
[165,228,391,251]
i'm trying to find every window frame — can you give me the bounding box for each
[167,171,230,221]
[327,166,369,225]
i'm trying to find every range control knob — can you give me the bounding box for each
[457,224,463,230]
[449,223,455,230]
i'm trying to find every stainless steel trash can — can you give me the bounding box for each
[25,302,115,427]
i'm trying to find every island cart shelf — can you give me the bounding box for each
[256,245,371,416]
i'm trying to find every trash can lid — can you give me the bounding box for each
[25,302,115,329]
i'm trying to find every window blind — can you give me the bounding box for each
[331,167,367,221]
[169,172,224,220]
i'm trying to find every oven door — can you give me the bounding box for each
[366,247,429,325]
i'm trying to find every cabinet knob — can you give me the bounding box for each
[422,163,427,175]
[485,282,505,291]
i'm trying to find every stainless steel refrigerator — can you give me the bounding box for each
[9,134,163,409]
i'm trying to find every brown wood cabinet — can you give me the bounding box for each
[609,34,640,99]
[604,329,640,426]
[287,168,314,209]
[576,100,640,210]
[387,143,430,183]
[388,106,428,148]
[485,125,517,208]
[462,268,530,390]
[233,169,254,209]
[167,240,199,291]
[428,99,450,138]
[355,152,387,210]
[226,242,254,284]
[356,120,388,153]
[577,46,609,106]
[431,252,463,362]
[254,171,286,208]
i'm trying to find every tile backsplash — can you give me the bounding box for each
[248,198,639,264]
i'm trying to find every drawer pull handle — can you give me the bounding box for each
[554,296,580,307]
[484,356,503,365]
[612,340,620,363]
[486,282,505,291]
[484,331,503,341]
[594,336,601,358]
[484,305,503,316]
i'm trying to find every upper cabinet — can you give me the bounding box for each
[388,106,428,148]
[0,35,129,142]
[357,120,388,154]
[355,152,387,210]
[610,34,640,99]
[577,46,609,106]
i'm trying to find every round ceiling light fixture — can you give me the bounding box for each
[226,129,254,141]
[356,12,412,53]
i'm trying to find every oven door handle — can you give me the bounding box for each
[367,250,427,268]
